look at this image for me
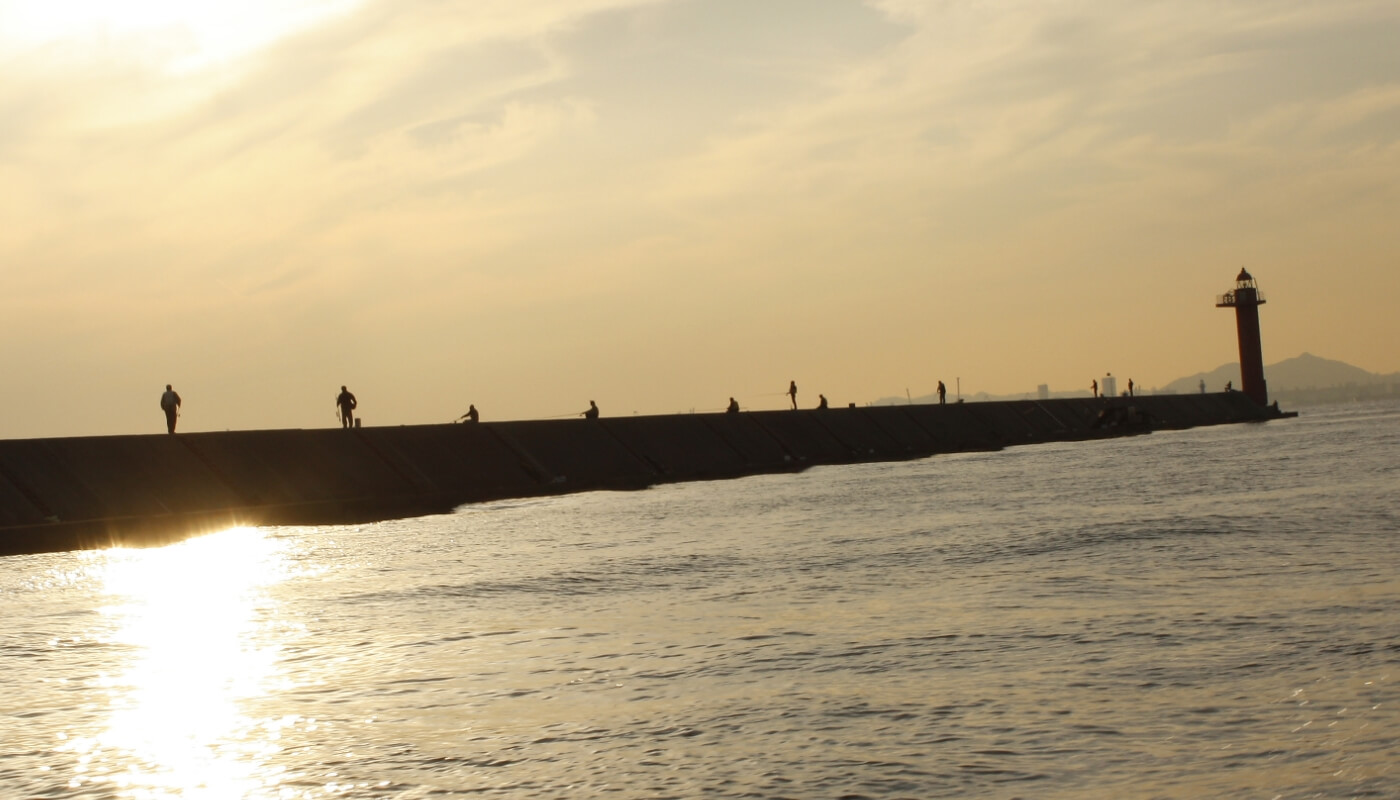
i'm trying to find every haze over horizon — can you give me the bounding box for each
[4,1,1399,438]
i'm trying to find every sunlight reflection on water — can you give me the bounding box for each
[62,528,293,798]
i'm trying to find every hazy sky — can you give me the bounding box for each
[3,0,1398,437]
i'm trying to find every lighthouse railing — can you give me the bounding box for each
[1216,290,1266,307]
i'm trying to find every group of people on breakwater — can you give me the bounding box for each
[157,382,571,434]
[782,379,949,412]
[160,383,373,434]
[157,377,959,434]
[1089,373,1137,399]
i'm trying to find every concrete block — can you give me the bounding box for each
[807,407,908,458]
[861,406,941,456]
[699,414,801,472]
[355,424,540,501]
[0,435,241,522]
[492,419,656,492]
[179,428,416,507]
[748,410,858,464]
[602,415,751,481]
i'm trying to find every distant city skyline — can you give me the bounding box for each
[3,1,1399,437]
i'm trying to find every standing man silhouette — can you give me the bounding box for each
[336,385,358,428]
[788,380,798,410]
[937,380,946,405]
[160,384,181,434]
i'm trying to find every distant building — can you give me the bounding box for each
[1037,384,1050,400]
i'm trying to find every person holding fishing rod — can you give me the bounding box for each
[336,385,358,428]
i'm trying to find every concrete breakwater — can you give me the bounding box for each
[0,393,1284,557]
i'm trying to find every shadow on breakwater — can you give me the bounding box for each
[0,394,1287,556]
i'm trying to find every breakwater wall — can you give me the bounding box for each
[0,393,1285,557]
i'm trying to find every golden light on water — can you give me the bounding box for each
[60,527,296,798]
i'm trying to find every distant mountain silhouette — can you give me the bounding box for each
[1162,352,1397,394]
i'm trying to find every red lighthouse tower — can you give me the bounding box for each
[1216,268,1269,407]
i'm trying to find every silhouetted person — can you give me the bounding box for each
[159,384,181,434]
[582,400,599,420]
[726,397,739,414]
[1224,381,1233,392]
[336,385,357,428]
[459,404,479,423]
[1127,378,1134,397]
[788,380,798,410]
[937,380,946,405]
[1199,379,1206,394]
[817,394,828,409]
[1091,379,1098,398]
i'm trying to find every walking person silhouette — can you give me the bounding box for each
[159,384,181,434]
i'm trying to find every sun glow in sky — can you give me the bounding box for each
[0,1,360,70]
[2,0,1399,437]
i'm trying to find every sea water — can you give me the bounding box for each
[2,400,1398,799]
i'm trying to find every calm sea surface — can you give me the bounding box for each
[3,401,1398,799]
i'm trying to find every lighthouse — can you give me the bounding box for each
[1216,268,1269,407]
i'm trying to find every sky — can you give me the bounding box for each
[3,0,1398,437]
